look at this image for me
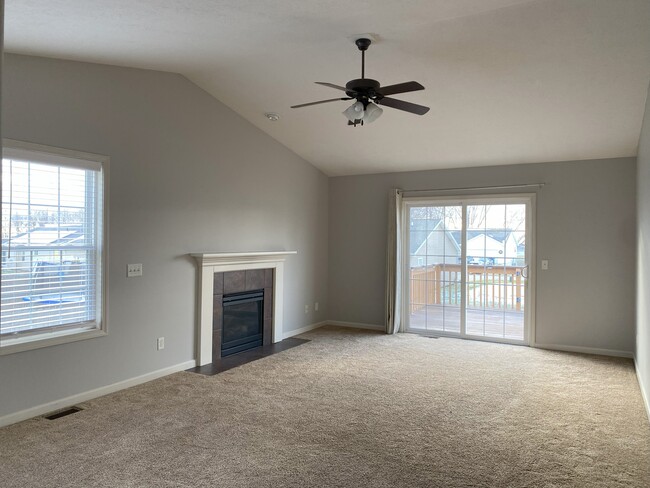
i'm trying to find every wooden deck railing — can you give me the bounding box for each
[410,264,524,313]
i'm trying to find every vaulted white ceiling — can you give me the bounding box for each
[5,0,650,176]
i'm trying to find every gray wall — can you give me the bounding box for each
[637,82,650,413]
[0,54,328,417]
[329,158,636,352]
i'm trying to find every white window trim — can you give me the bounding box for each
[0,139,110,355]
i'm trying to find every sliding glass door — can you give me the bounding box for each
[404,195,534,345]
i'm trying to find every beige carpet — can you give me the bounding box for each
[1,326,649,487]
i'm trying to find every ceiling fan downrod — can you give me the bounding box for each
[355,38,371,79]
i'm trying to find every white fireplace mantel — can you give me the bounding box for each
[191,251,297,366]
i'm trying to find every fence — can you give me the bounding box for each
[410,264,524,313]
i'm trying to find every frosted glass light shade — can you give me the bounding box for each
[364,102,383,123]
[343,101,365,121]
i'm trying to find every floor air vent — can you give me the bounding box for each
[44,406,83,420]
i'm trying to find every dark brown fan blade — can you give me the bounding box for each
[291,97,351,109]
[315,82,347,92]
[377,96,429,115]
[376,81,425,97]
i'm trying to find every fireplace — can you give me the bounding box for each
[211,268,274,361]
[221,290,264,356]
[191,251,297,366]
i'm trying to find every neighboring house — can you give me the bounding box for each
[1,225,89,329]
[466,231,520,266]
[448,230,522,266]
[409,218,461,268]
[2,224,86,265]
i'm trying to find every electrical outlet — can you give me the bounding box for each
[314,302,319,312]
[541,260,549,271]
[127,263,143,277]
[157,337,165,350]
[304,305,310,314]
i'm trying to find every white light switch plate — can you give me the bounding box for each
[127,263,143,277]
[541,260,549,270]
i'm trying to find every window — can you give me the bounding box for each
[1,140,108,353]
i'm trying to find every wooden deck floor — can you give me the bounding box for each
[409,304,524,341]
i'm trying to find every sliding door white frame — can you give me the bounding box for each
[401,193,536,346]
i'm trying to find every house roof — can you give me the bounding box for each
[5,1,650,176]
[449,230,516,247]
[3,225,84,247]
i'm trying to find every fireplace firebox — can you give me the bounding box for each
[221,290,264,357]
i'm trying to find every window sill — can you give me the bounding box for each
[0,327,107,355]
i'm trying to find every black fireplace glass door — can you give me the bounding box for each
[221,291,264,356]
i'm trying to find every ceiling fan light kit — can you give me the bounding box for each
[291,38,430,127]
[364,102,383,123]
[343,101,384,126]
[343,101,366,122]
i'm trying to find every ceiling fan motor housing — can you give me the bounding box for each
[345,78,381,100]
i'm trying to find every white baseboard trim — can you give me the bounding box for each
[0,360,196,428]
[326,320,385,331]
[634,356,650,425]
[282,321,328,339]
[281,320,386,338]
[534,343,633,358]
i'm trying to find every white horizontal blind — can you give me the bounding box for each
[1,152,102,339]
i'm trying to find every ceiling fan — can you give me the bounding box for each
[291,38,430,126]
